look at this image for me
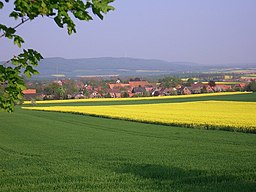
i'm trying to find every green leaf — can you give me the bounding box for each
[32,70,39,75]
[24,70,31,78]
[0,24,8,31]
[9,11,19,19]
[13,35,25,48]
[6,27,15,34]
[54,15,63,28]
[17,93,24,100]
[16,83,26,91]
[4,27,16,39]
[0,1,4,9]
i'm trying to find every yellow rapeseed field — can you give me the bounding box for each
[23,100,256,132]
[23,92,250,104]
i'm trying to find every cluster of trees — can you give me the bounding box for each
[159,77,183,88]
[246,81,256,92]
[26,79,112,100]
[43,80,78,100]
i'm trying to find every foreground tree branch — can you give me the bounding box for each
[0,0,115,112]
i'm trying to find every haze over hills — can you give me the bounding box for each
[32,57,256,78]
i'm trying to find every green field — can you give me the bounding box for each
[23,92,256,107]
[1,93,256,191]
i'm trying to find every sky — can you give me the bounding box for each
[1,0,256,65]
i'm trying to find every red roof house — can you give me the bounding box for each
[22,89,36,95]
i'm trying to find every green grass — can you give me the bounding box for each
[1,107,256,191]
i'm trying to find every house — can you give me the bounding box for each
[132,86,146,96]
[152,88,161,96]
[53,80,63,86]
[212,85,231,92]
[161,88,177,96]
[43,94,55,100]
[128,92,135,97]
[145,85,154,93]
[108,89,122,98]
[200,85,214,93]
[76,81,85,89]
[74,93,85,99]
[90,91,100,98]
[22,89,36,95]
[233,83,246,91]
[85,85,93,92]
[108,83,130,89]
[129,81,149,88]
[22,89,37,100]
[94,87,103,92]
[188,83,204,94]
[177,87,191,95]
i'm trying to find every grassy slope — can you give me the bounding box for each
[0,108,256,191]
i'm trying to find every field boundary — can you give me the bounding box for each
[23,92,251,104]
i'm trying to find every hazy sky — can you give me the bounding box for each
[1,0,256,64]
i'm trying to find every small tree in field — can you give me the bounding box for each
[0,0,114,112]
[246,81,256,92]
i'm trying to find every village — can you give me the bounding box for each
[22,73,256,101]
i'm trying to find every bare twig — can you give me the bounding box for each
[1,59,11,66]
[0,17,29,65]
[13,17,30,30]
[0,32,5,38]
[1,55,17,66]
[0,17,30,38]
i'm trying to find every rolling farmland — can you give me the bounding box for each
[23,92,256,133]
[1,92,256,191]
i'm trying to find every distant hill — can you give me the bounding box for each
[28,57,256,78]
[35,57,207,78]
